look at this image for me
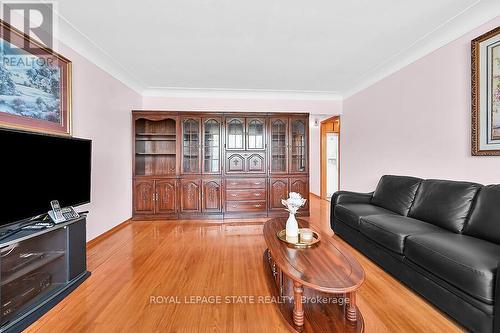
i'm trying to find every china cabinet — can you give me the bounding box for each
[132,111,309,219]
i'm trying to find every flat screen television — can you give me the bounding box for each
[0,129,91,229]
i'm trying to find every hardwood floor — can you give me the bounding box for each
[26,196,463,332]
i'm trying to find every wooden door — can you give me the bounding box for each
[202,179,222,213]
[181,117,201,174]
[246,153,265,173]
[155,179,177,214]
[289,177,309,211]
[269,117,288,174]
[226,117,245,150]
[269,178,289,211]
[133,180,155,214]
[246,117,266,150]
[226,153,245,173]
[180,179,202,213]
[289,117,308,173]
[202,117,222,174]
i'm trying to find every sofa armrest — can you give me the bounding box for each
[330,191,374,221]
[494,262,500,331]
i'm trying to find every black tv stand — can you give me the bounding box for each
[0,216,90,332]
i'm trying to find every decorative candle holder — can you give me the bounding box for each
[300,229,314,242]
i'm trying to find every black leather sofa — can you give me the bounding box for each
[330,175,500,333]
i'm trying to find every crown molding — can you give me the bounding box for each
[142,87,343,101]
[342,1,500,99]
[54,13,145,94]
[52,14,343,101]
[48,2,500,102]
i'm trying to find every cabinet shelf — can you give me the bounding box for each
[136,132,176,136]
[136,152,176,156]
[1,251,65,286]
[135,118,178,176]
[135,138,176,142]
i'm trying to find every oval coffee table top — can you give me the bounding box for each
[263,217,365,293]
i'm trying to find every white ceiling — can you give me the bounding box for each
[53,0,500,97]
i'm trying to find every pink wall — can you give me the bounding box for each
[60,43,142,241]
[142,96,341,114]
[341,17,500,192]
[57,14,500,242]
[5,16,142,241]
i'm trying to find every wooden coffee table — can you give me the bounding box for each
[263,217,365,332]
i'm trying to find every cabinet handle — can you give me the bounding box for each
[231,182,238,186]
[230,193,238,197]
[254,182,261,185]
[254,204,262,208]
[254,193,261,196]
[232,204,238,208]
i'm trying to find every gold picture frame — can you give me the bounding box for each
[471,26,500,155]
[0,19,72,136]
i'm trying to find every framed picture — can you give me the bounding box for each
[0,20,72,136]
[471,26,500,155]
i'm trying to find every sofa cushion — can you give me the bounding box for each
[371,175,422,216]
[405,233,500,304]
[334,203,397,230]
[408,179,481,233]
[464,185,500,244]
[359,215,445,254]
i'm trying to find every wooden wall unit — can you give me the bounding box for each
[132,111,309,220]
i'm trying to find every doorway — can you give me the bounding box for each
[320,116,340,200]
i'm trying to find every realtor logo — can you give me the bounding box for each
[1,1,55,51]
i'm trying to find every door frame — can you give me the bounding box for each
[320,116,340,200]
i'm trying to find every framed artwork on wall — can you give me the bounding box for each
[0,20,72,136]
[471,26,500,156]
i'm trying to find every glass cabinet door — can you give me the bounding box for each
[246,118,265,150]
[226,118,244,150]
[203,118,221,174]
[182,118,201,173]
[270,118,288,173]
[290,118,307,173]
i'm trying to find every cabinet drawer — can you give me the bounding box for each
[226,178,266,189]
[226,189,266,200]
[226,200,266,212]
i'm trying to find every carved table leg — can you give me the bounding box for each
[279,270,284,297]
[346,292,357,322]
[293,281,304,327]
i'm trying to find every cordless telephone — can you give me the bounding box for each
[48,200,79,224]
